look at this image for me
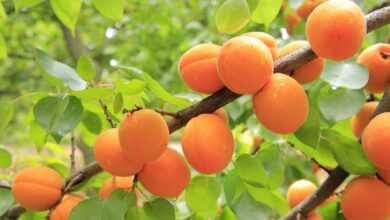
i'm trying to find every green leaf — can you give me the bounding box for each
[235,143,284,189]
[113,93,123,114]
[30,121,48,151]
[119,65,191,108]
[19,211,48,220]
[35,49,87,91]
[231,192,271,220]
[50,0,82,33]
[0,188,13,216]
[82,111,102,134]
[92,0,125,21]
[215,0,251,34]
[251,0,283,28]
[34,96,84,142]
[318,86,365,122]
[72,88,113,101]
[321,62,369,90]
[115,79,146,95]
[0,33,7,60]
[0,3,6,19]
[319,200,342,220]
[218,207,237,220]
[143,199,175,220]
[224,169,245,206]
[0,148,12,168]
[69,197,103,220]
[12,0,44,11]
[320,129,376,175]
[77,55,97,81]
[245,184,290,215]
[0,100,14,134]
[185,176,221,216]
[47,162,69,177]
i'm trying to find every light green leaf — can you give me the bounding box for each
[143,199,175,220]
[82,111,102,134]
[0,148,12,168]
[47,162,69,177]
[34,96,84,142]
[321,62,369,90]
[251,0,283,28]
[321,129,376,175]
[0,3,6,19]
[113,93,123,114]
[219,207,237,220]
[0,33,7,60]
[30,120,48,151]
[216,0,251,34]
[224,169,245,206]
[318,86,365,122]
[12,0,44,11]
[245,184,290,215]
[92,0,125,21]
[77,55,97,81]
[35,49,87,91]
[115,79,146,95]
[0,100,14,134]
[185,176,221,216]
[50,0,82,33]
[71,88,113,101]
[231,192,271,220]
[0,188,14,216]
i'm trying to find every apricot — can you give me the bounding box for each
[307,212,324,220]
[379,169,390,185]
[362,112,390,170]
[341,176,390,220]
[119,109,169,163]
[306,0,366,61]
[217,36,273,94]
[278,41,325,84]
[358,43,390,93]
[242,32,278,59]
[179,43,224,94]
[297,0,327,18]
[181,114,234,174]
[138,148,190,198]
[253,73,309,134]
[253,136,264,146]
[12,167,62,211]
[287,179,317,208]
[214,108,229,124]
[99,176,134,199]
[94,128,143,177]
[286,10,302,34]
[50,195,82,220]
[350,101,378,138]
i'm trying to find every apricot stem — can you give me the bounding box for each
[99,99,116,128]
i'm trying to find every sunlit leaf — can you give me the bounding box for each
[77,55,97,81]
[12,0,44,11]
[92,0,125,21]
[0,148,12,168]
[321,62,369,90]
[50,0,82,33]
[216,0,251,34]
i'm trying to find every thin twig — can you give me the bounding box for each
[154,109,179,118]
[70,132,76,173]
[99,99,116,128]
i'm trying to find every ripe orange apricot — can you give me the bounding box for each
[362,112,390,170]
[214,108,229,124]
[12,167,62,211]
[278,41,325,84]
[179,43,224,94]
[94,128,143,177]
[50,195,82,220]
[119,109,169,163]
[286,10,302,34]
[99,176,134,199]
[138,148,190,198]
[253,136,264,146]
[379,169,390,184]
[358,43,390,93]
[297,0,327,18]
[218,36,273,94]
[306,0,366,61]
[242,32,278,59]
[307,212,324,220]
[341,176,390,220]
[181,114,234,174]
[350,101,378,138]
[253,73,309,134]
[287,179,317,208]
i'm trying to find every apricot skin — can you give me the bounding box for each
[278,41,325,84]
[214,108,229,124]
[181,114,234,174]
[138,148,190,198]
[341,176,390,220]
[297,0,327,18]
[286,10,302,34]
[179,43,224,94]
[362,112,390,170]
[94,128,143,177]
[99,176,133,199]
[242,32,278,59]
[253,73,309,134]
[357,43,390,93]
[287,179,317,208]
[218,36,273,94]
[50,195,82,220]
[350,101,378,138]
[12,167,62,211]
[119,109,169,163]
[306,0,366,61]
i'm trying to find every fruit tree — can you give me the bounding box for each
[0,0,389,220]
